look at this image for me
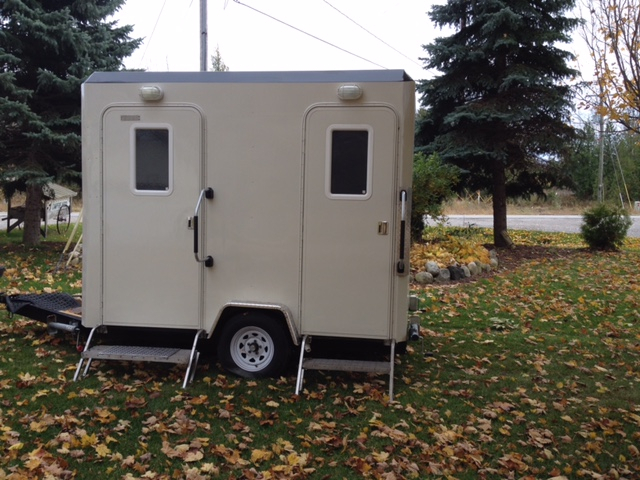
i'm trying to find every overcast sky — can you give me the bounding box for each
[112,0,445,81]
[112,0,589,86]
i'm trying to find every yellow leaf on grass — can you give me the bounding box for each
[94,408,116,424]
[308,422,323,431]
[29,421,48,433]
[244,407,262,418]
[95,443,111,457]
[251,449,273,464]
[372,451,389,463]
[32,389,49,399]
[174,444,190,454]
[628,413,640,425]
[25,457,41,470]
[200,463,219,474]
[189,395,208,405]
[81,433,98,447]
[184,450,203,462]
[442,446,455,457]
[287,452,308,466]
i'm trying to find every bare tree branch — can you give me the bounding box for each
[580,0,640,133]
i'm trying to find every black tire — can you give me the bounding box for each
[216,312,292,378]
[56,205,71,234]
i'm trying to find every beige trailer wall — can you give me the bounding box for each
[82,72,414,344]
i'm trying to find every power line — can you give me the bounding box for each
[321,0,422,68]
[138,0,170,67]
[232,0,387,69]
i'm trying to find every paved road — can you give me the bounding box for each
[3,211,640,238]
[0,212,82,232]
[441,214,640,238]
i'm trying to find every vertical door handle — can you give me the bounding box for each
[397,190,407,274]
[193,187,214,267]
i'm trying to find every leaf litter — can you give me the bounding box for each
[0,233,638,478]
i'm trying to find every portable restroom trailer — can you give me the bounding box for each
[80,70,415,398]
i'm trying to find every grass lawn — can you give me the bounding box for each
[0,228,639,479]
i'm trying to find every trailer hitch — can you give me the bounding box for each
[46,314,81,335]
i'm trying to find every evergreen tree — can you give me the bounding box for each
[557,120,600,200]
[211,45,229,72]
[0,0,141,245]
[416,0,579,247]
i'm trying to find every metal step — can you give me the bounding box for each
[303,358,391,374]
[81,345,192,364]
[295,335,396,401]
[74,328,204,388]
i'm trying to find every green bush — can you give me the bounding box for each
[580,203,632,250]
[411,152,459,241]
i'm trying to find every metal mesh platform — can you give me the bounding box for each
[75,328,205,388]
[1,293,82,323]
[81,345,190,364]
[4,293,80,312]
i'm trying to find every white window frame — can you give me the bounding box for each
[324,124,373,201]
[130,123,174,196]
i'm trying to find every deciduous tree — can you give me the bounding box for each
[580,0,640,133]
[560,119,640,204]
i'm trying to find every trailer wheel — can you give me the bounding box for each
[217,313,292,378]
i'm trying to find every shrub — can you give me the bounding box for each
[411,152,459,241]
[580,203,632,250]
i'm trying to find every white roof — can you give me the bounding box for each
[45,183,77,200]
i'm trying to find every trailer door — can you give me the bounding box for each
[101,106,204,328]
[302,106,398,339]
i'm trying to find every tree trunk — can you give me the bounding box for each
[23,184,43,246]
[492,158,509,247]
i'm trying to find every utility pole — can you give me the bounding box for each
[598,113,605,202]
[597,82,605,203]
[200,0,207,71]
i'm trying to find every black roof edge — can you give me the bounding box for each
[85,69,413,84]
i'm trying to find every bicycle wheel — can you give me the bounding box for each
[56,205,71,234]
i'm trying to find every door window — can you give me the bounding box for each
[326,125,372,200]
[131,125,173,195]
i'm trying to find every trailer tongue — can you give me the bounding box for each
[0,292,82,332]
[0,291,203,388]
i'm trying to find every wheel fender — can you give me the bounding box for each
[210,301,299,346]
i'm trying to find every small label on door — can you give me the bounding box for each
[120,115,141,122]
